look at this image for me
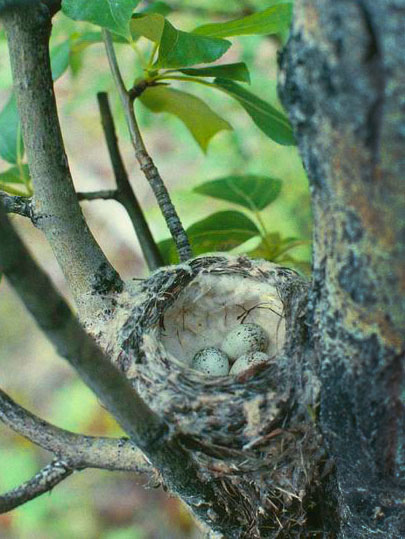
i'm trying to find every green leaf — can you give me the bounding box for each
[61,0,140,39]
[50,40,71,81]
[177,62,250,83]
[249,232,308,261]
[0,95,23,164]
[158,238,179,265]
[130,14,231,68]
[0,164,30,184]
[157,20,231,68]
[70,31,128,53]
[140,1,172,16]
[130,13,165,43]
[213,78,295,145]
[188,210,259,255]
[194,175,282,211]
[140,86,232,152]
[193,2,292,38]
[159,211,260,263]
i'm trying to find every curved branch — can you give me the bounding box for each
[0,388,150,473]
[96,92,163,271]
[103,30,193,263]
[0,207,167,453]
[0,459,73,514]
[1,4,123,319]
[0,207,233,533]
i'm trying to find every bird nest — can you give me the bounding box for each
[115,256,324,535]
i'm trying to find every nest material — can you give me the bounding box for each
[117,256,324,536]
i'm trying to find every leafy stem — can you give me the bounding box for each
[146,41,159,70]
[103,29,193,262]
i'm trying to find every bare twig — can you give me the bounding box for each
[0,208,230,530]
[1,4,123,319]
[0,388,150,473]
[2,190,118,214]
[102,30,193,263]
[2,183,164,272]
[0,459,74,514]
[96,92,163,270]
[0,191,32,219]
[77,189,118,202]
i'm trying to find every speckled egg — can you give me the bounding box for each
[222,323,269,361]
[191,347,230,376]
[229,351,269,375]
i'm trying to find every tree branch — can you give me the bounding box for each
[77,189,118,202]
[0,388,150,473]
[0,207,233,532]
[1,3,123,319]
[0,207,168,453]
[2,179,164,272]
[0,191,32,219]
[102,30,193,263]
[0,459,74,514]
[96,92,163,271]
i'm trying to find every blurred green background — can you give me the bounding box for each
[0,1,311,537]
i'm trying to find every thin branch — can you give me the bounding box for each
[96,92,163,271]
[0,388,150,473]
[0,459,74,514]
[102,29,193,263]
[2,186,164,273]
[2,190,118,215]
[1,4,123,319]
[0,208,231,531]
[0,191,32,219]
[77,189,118,202]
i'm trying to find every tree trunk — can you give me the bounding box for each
[278,0,405,536]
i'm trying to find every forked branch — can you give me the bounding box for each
[0,207,232,531]
[0,459,74,514]
[1,3,122,319]
[0,388,150,474]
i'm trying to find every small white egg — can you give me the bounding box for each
[229,351,269,375]
[191,347,230,376]
[222,323,269,361]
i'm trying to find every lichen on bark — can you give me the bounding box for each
[279,1,405,536]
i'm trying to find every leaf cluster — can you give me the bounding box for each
[0,0,307,272]
[159,175,309,272]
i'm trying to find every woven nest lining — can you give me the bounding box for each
[117,257,323,534]
[160,271,285,366]
[119,256,299,451]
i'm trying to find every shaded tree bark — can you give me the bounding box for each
[279,0,405,536]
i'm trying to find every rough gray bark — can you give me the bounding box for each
[279,0,405,536]
[2,3,123,320]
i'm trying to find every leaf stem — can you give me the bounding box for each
[146,41,159,70]
[0,183,28,196]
